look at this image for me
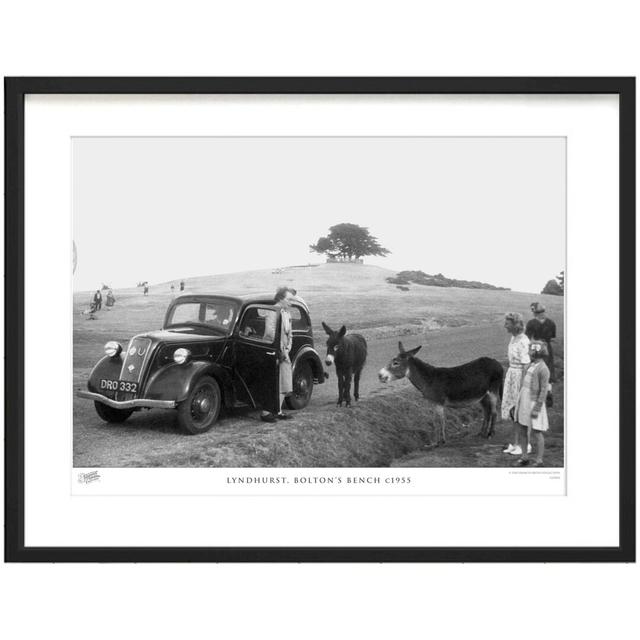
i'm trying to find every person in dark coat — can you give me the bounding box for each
[180,280,185,291]
[525,302,556,407]
[93,290,102,311]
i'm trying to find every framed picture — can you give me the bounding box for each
[5,77,635,562]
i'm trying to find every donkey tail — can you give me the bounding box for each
[491,361,504,400]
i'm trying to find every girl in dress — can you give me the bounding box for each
[515,340,551,467]
[502,312,531,455]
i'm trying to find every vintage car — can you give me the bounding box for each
[77,293,326,434]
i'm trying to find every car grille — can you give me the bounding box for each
[120,337,153,385]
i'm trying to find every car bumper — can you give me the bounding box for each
[77,390,176,409]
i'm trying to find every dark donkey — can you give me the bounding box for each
[322,322,367,407]
[378,342,503,445]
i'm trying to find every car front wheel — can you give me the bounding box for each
[285,361,314,410]
[94,401,134,423]
[177,376,221,435]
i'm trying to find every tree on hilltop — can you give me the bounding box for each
[309,223,390,261]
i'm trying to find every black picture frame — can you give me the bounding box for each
[4,77,635,563]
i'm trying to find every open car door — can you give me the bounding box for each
[233,304,281,413]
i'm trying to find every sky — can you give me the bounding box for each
[73,136,565,293]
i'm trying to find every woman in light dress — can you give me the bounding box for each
[502,312,531,456]
[514,340,551,467]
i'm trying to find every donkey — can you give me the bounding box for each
[322,322,368,407]
[378,342,503,445]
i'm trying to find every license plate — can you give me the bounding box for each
[99,379,138,394]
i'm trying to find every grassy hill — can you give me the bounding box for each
[73,262,565,374]
[75,262,563,343]
[160,262,397,294]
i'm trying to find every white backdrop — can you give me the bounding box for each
[1,2,638,640]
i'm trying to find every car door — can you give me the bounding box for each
[288,303,313,357]
[233,304,281,413]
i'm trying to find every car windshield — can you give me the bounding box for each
[165,299,238,335]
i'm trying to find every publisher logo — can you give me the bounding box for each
[77,470,101,484]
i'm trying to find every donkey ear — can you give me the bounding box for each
[398,341,405,354]
[322,321,332,335]
[407,345,422,356]
[338,325,347,337]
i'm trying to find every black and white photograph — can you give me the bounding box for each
[6,76,632,563]
[73,136,566,472]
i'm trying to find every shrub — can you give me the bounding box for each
[541,279,564,296]
[386,276,411,285]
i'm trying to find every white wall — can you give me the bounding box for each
[1,2,638,640]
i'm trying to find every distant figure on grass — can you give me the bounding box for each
[170,284,175,295]
[180,280,185,292]
[261,287,297,423]
[143,285,149,296]
[526,302,556,407]
[92,289,102,311]
[378,342,503,445]
[514,340,551,467]
[502,312,532,457]
[105,289,116,308]
[322,322,367,407]
[82,301,98,320]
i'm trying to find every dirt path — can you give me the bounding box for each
[74,323,564,468]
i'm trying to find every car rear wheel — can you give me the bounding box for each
[94,401,134,423]
[285,361,314,410]
[177,376,221,435]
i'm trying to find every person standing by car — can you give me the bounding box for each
[502,312,531,456]
[93,289,102,311]
[261,286,297,423]
[526,302,556,407]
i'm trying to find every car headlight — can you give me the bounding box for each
[173,348,191,365]
[104,341,122,357]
